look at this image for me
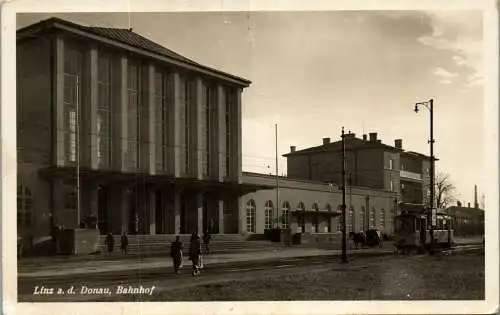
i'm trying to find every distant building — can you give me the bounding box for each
[284,133,433,208]
[446,203,485,236]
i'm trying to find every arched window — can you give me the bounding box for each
[17,185,34,228]
[325,204,332,232]
[348,206,354,232]
[281,201,290,229]
[359,206,366,232]
[264,200,273,230]
[246,199,256,233]
[379,208,386,230]
[369,207,376,229]
[296,202,305,232]
[311,203,319,233]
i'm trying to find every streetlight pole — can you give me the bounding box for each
[414,98,435,254]
[341,127,348,263]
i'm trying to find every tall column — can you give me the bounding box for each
[237,196,244,234]
[193,78,204,180]
[142,64,156,174]
[173,189,181,234]
[194,192,204,234]
[234,88,243,184]
[215,85,226,182]
[168,72,182,177]
[112,55,128,172]
[54,37,65,167]
[148,188,156,234]
[82,45,98,170]
[217,198,224,234]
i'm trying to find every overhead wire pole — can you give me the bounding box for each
[76,76,81,228]
[341,127,348,263]
[415,98,435,254]
[275,123,280,228]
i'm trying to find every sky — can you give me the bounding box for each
[17,10,485,206]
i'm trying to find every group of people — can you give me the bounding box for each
[104,232,129,255]
[170,231,211,276]
[104,230,212,276]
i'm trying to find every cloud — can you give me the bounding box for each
[417,11,483,87]
[433,67,458,78]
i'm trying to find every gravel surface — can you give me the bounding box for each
[121,250,485,301]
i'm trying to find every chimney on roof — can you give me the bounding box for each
[474,185,479,208]
[363,134,367,141]
[323,138,330,145]
[377,140,382,144]
[129,27,133,32]
[457,201,462,207]
[468,202,471,208]
[395,139,403,149]
[369,132,377,142]
[290,146,296,153]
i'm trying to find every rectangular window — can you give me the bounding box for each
[390,180,394,192]
[97,53,112,169]
[379,208,386,230]
[63,46,83,164]
[154,70,168,173]
[127,61,140,170]
[369,207,376,229]
[389,159,394,170]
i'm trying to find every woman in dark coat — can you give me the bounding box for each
[170,236,184,274]
[189,232,202,276]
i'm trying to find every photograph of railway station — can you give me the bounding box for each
[13,8,491,307]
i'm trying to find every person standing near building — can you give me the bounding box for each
[203,230,211,254]
[189,232,202,276]
[170,236,184,274]
[121,232,129,255]
[105,233,115,254]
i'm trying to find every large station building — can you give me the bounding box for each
[18,18,432,245]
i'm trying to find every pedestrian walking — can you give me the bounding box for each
[121,232,129,255]
[189,232,202,276]
[170,236,184,274]
[105,233,115,254]
[203,230,211,254]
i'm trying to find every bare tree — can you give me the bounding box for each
[435,172,457,209]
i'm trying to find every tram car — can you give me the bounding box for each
[394,206,454,254]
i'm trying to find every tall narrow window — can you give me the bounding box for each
[154,70,168,173]
[312,203,319,233]
[389,159,394,170]
[17,185,33,228]
[97,53,112,169]
[63,46,83,164]
[202,83,213,178]
[183,78,193,175]
[225,88,235,178]
[127,61,140,170]
[297,202,305,232]
[379,208,386,230]
[264,200,273,230]
[325,204,332,232]
[369,207,376,229]
[348,206,354,232]
[246,199,256,233]
[359,206,366,232]
[281,201,290,229]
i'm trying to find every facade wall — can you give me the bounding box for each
[17,37,53,238]
[241,173,397,236]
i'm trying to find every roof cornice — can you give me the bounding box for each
[17,17,251,87]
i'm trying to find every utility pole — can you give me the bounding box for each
[341,127,347,263]
[415,98,435,254]
[76,76,81,228]
[275,124,280,228]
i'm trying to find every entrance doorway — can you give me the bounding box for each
[97,186,109,235]
[155,190,164,234]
